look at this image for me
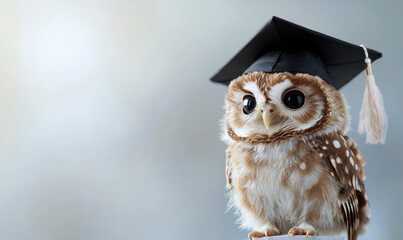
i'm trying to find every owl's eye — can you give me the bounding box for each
[243,95,256,114]
[283,89,305,109]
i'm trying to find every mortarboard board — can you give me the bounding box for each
[210,16,382,90]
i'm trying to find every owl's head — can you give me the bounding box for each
[223,72,349,144]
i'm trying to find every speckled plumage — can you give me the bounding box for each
[222,72,370,240]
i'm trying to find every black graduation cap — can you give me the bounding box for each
[210,16,382,90]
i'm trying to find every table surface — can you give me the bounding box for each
[256,236,343,240]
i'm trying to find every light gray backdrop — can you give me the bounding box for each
[0,0,402,239]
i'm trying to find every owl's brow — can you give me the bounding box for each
[242,89,254,96]
[231,79,254,96]
[256,76,271,102]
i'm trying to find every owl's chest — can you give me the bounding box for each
[232,153,298,212]
[230,142,337,226]
[231,143,311,195]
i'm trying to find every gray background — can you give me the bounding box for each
[0,0,402,239]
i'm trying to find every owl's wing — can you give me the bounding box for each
[225,148,233,190]
[310,133,369,240]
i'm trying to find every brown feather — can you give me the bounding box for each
[311,133,370,239]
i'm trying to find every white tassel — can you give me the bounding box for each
[358,45,387,144]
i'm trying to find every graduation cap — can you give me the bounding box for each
[211,16,386,143]
[211,16,382,89]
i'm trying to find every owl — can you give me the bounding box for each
[222,72,370,240]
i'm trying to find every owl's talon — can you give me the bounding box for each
[248,229,280,239]
[288,225,318,238]
[305,229,318,238]
[248,231,265,239]
[288,227,304,236]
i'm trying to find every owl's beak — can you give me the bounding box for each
[262,108,271,130]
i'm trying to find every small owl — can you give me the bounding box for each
[222,72,370,240]
[212,17,386,240]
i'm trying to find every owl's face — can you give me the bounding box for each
[224,72,349,143]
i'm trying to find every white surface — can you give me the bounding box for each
[264,236,343,240]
